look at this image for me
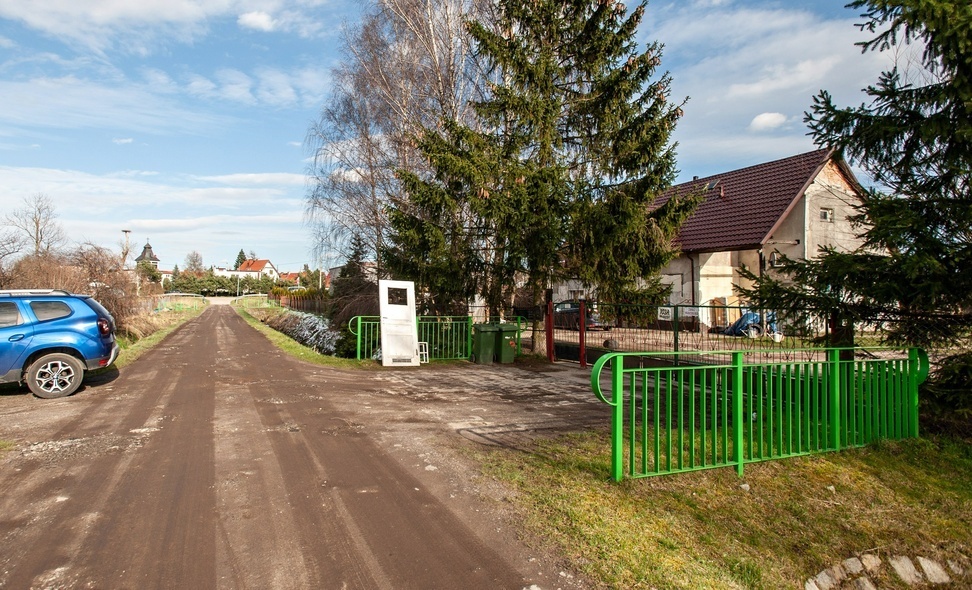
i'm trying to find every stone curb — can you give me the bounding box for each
[805,552,969,589]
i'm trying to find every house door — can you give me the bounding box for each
[378,280,419,367]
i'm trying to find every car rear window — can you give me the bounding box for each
[82,297,112,319]
[0,302,22,327]
[30,300,73,321]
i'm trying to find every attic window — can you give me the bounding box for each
[705,180,720,191]
[820,208,834,222]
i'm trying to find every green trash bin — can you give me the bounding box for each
[495,323,519,364]
[472,324,498,364]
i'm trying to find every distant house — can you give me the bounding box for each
[214,259,279,281]
[549,148,866,306]
[327,262,376,293]
[655,148,865,306]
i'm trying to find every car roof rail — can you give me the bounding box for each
[0,289,74,297]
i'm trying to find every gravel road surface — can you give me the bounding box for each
[0,304,606,589]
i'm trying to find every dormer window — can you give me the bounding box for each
[820,208,834,222]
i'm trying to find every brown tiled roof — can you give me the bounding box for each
[238,259,270,272]
[658,148,836,253]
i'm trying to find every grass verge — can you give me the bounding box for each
[234,306,367,369]
[476,430,972,589]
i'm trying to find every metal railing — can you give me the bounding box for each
[231,294,278,309]
[147,293,208,312]
[590,348,929,481]
[349,315,524,361]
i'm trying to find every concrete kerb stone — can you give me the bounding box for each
[842,557,865,576]
[890,555,924,585]
[918,557,952,584]
[808,552,966,588]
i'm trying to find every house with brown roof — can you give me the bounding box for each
[214,259,279,281]
[549,148,866,307]
[656,148,865,306]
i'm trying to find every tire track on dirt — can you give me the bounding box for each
[0,307,220,589]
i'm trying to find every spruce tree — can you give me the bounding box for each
[743,0,971,344]
[385,0,699,313]
[235,249,247,270]
[738,0,972,418]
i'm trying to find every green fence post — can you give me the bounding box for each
[355,316,363,361]
[733,351,745,477]
[829,348,841,450]
[467,316,474,360]
[673,305,680,355]
[909,348,928,438]
[611,354,624,482]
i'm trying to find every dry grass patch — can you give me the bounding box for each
[477,429,972,589]
[235,307,366,369]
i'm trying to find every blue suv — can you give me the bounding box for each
[0,290,120,398]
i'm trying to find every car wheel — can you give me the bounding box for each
[26,353,84,399]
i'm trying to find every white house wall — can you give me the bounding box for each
[803,160,865,256]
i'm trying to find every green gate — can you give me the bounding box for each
[349,316,478,361]
[590,348,929,481]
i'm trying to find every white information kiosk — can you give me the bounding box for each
[378,279,420,367]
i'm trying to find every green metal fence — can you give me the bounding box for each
[349,316,524,361]
[590,348,929,481]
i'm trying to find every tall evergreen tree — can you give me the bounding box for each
[385,0,699,313]
[738,0,971,418]
[330,234,379,324]
[742,0,971,344]
[235,249,247,269]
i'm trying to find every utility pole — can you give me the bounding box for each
[121,229,131,269]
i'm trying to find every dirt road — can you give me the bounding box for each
[0,305,603,589]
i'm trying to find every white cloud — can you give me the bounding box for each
[0,0,336,54]
[255,68,299,106]
[214,69,256,105]
[648,1,891,179]
[0,164,311,270]
[727,57,843,99]
[238,11,276,32]
[0,76,230,133]
[748,112,787,132]
[112,137,134,144]
[196,172,306,186]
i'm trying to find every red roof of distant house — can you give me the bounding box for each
[279,272,300,282]
[655,148,854,253]
[238,259,271,272]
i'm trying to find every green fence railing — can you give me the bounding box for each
[590,348,929,481]
[349,316,524,361]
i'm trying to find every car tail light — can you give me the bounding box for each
[97,318,112,336]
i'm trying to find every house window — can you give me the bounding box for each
[820,208,834,222]
[567,289,585,300]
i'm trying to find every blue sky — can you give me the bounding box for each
[0,0,890,274]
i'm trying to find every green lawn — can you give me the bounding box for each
[474,429,972,589]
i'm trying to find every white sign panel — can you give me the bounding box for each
[657,307,674,322]
[378,280,420,367]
